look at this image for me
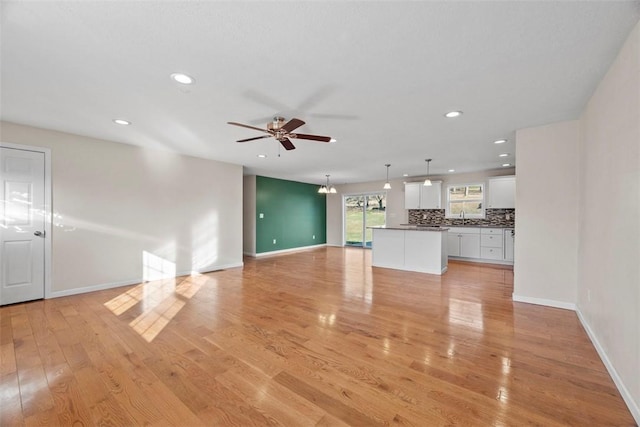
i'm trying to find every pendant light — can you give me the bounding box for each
[423,159,432,186]
[383,164,391,189]
[319,174,337,194]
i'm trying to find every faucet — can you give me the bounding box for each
[460,211,465,225]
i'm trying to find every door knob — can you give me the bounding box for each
[34,231,45,237]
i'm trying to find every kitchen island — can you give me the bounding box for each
[370,226,448,275]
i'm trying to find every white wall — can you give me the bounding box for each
[513,21,640,421]
[1,121,243,296]
[514,120,580,308]
[578,21,639,419]
[326,169,515,246]
[242,175,256,255]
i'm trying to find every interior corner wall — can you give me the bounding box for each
[513,120,580,307]
[243,175,256,255]
[0,121,244,296]
[255,176,326,254]
[577,20,639,419]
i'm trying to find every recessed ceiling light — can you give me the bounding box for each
[502,163,511,167]
[170,73,195,85]
[494,139,507,144]
[499,153,509,157]
[113,119,131,125]
[257,154,267,158]
[403,173,409,177]
[448,169,455,172]
[444,111,462,118]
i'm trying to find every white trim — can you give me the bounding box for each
[449,256,513,266]
[576,308,640,424]
[255,244,326,258]
[0,142,53,301]
[243,251,256,257]
[512,294,576,311]
[48,261,244,298]
[445,182,486,219]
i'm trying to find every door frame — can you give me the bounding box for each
[1,142,52,299]
[342,191,387,247]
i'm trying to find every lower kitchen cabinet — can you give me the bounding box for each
[448,228,480,258]
[447,227,513,264]
[480,228,503,260]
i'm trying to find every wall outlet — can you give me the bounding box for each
[259,213,264,218]
[273,239,276,244]
[312,235,315,239]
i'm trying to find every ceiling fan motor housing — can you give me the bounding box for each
[267,116,286,131]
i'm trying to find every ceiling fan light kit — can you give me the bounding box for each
[228,117,333,151]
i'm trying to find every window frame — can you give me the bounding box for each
[445,182,486,219]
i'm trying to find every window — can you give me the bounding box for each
[447,183,484,218]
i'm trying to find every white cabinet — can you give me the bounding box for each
[480,228,504,260]
[488,176,516,209]
[405,181,442,209]
[404,182,421,209]
[460,234,481,258]
[420,182,442,209]
[504,228,514,261]
[447,227,513,264]
[372,228,448,275]
[447,227,480,258]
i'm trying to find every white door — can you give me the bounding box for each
[1,147,46,305]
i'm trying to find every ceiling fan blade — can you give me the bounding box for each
[237,135,273,143]
[279,138,296,151]
[290,133,333,142]
[281,118,305,133]
[227,121,270,133]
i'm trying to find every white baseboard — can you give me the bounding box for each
[48,261,244,299]
[254,244,327,258]
[449,256,514,266]
[512,294,576,311]
[576,308,640,425]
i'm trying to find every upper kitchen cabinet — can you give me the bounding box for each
[420,181,442,209]
[404,182,421,209]
[404,181,442,209]
[488,176,515,209]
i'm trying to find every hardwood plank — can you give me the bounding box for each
[0,247,635,426]
[0,372,24,426]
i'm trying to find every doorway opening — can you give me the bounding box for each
[343,193,386,248]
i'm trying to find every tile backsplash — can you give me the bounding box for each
[408,208,515,227]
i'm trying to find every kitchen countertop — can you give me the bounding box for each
[402,224,514,229]
[369,225,449,232]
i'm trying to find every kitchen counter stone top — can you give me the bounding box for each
[401,224,514,229]
[369,225,449,232]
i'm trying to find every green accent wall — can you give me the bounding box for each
[256,176,326,254]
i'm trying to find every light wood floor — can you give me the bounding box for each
[1,247,635,426]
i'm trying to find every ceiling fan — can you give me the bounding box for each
[227,116,333,151]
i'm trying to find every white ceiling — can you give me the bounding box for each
[2,1,639,185]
